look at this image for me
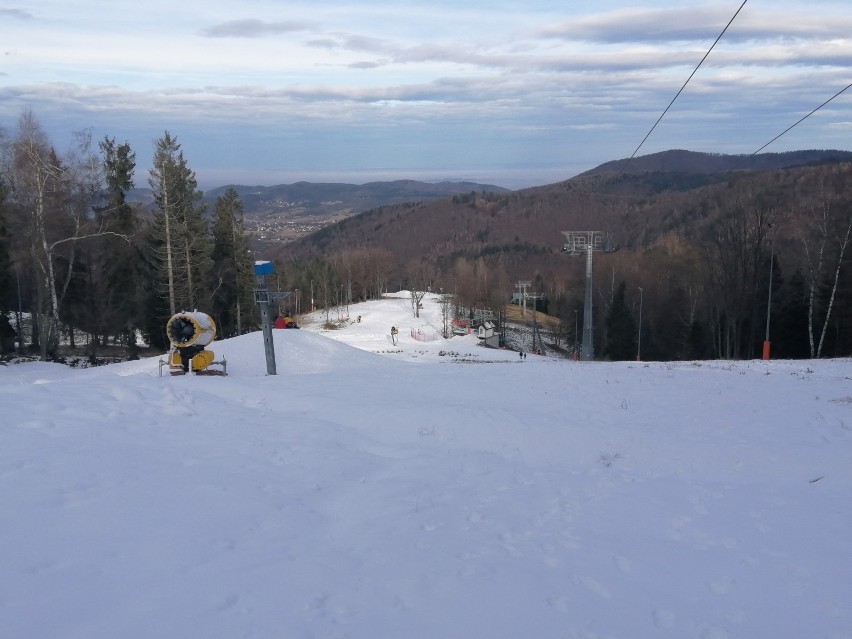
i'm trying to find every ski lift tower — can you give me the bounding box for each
[515,280,532,316]
[561,231,613,360]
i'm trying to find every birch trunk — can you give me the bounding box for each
[163,181,176,316]
[816,212,852,357]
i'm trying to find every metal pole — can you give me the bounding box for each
[574,309,578,358]
[582,244,594,360]
[636,286,643,362]
[256,273,277,375]
[15,263,24,353]
[762,240,774,360]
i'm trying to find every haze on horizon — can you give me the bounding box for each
[2,1,851,190]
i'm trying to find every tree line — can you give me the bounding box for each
[591,165,852,361]
[2,111,850,363]
[0,111,257,361]
[278,163,852,361]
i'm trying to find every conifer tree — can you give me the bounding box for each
[94,137,143,358]
[605,281,637,360]
[0,177,12,312]
[0,179,16,353]
[148,132,210,319]
[210,187,255,336]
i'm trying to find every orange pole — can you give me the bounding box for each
[762,340,771,361]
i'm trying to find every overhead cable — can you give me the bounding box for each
[615,0,749,177]
[731,81,852,170]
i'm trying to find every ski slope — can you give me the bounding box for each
[1,293,851,638]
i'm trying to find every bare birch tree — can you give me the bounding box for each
[797,179,852,357]
[7,111,104,359]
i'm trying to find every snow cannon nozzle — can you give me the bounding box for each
[166,311,217,348]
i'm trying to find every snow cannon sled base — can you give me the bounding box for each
[158,311,227,377]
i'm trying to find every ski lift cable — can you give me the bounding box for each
[730,81,852,170]
[615,0,749,178]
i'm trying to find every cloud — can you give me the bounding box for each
[300,25,847,78]
[348,61,385,70]
[200,19,312,38]
[305,38,341,50]
[0,8,34,20]
[2,3,850,189]
[540,7,728,43]
[538,6,852,44]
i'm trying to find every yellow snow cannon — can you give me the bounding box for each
[158,311,227,376]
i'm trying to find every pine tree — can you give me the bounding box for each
[605,281,637,360]
[0,178,13,312]
[685,318,707,359]
[210,187,255,336]
[148,132,210,320]
[95,137,143,358]
[0,180,16,353]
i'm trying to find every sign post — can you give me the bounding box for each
[254,260,277,375]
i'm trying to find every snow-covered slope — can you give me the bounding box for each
[1,294,850,638]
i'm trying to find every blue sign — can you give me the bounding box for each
[253,260,274,276]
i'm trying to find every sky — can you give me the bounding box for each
[2,1,852,189]
[2,293,851,637]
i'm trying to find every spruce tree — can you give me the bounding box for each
[148,132,210,320]
[0,182,16,353]
[605,281,637,360]
[210,187,255,336]
[95,137,143,358]
[0,179,13,312]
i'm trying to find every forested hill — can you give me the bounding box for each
[130,179,509,244]
[277,154,852,360]
[280,152,852,268]
[128,150,852,246]
[576,148,852,178]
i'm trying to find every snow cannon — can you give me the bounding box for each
[158,311,227,376]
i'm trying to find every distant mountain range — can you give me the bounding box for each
[202,179,510,209]
[577,148,852,177]
[129,180,509,245]
[277,148,852,289]
[128,149,852,246]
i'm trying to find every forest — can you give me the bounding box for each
[277,160,852,361]
[1,110,851,362]
[0,111,257,362]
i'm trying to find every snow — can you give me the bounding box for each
[2,292,851,638]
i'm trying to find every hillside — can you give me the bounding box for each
[272,150,852,360]
[280,149,852,264]
[130,180,510,246]
[130,149,851,249]
[278,154,852,279]
[576,148,852,178]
